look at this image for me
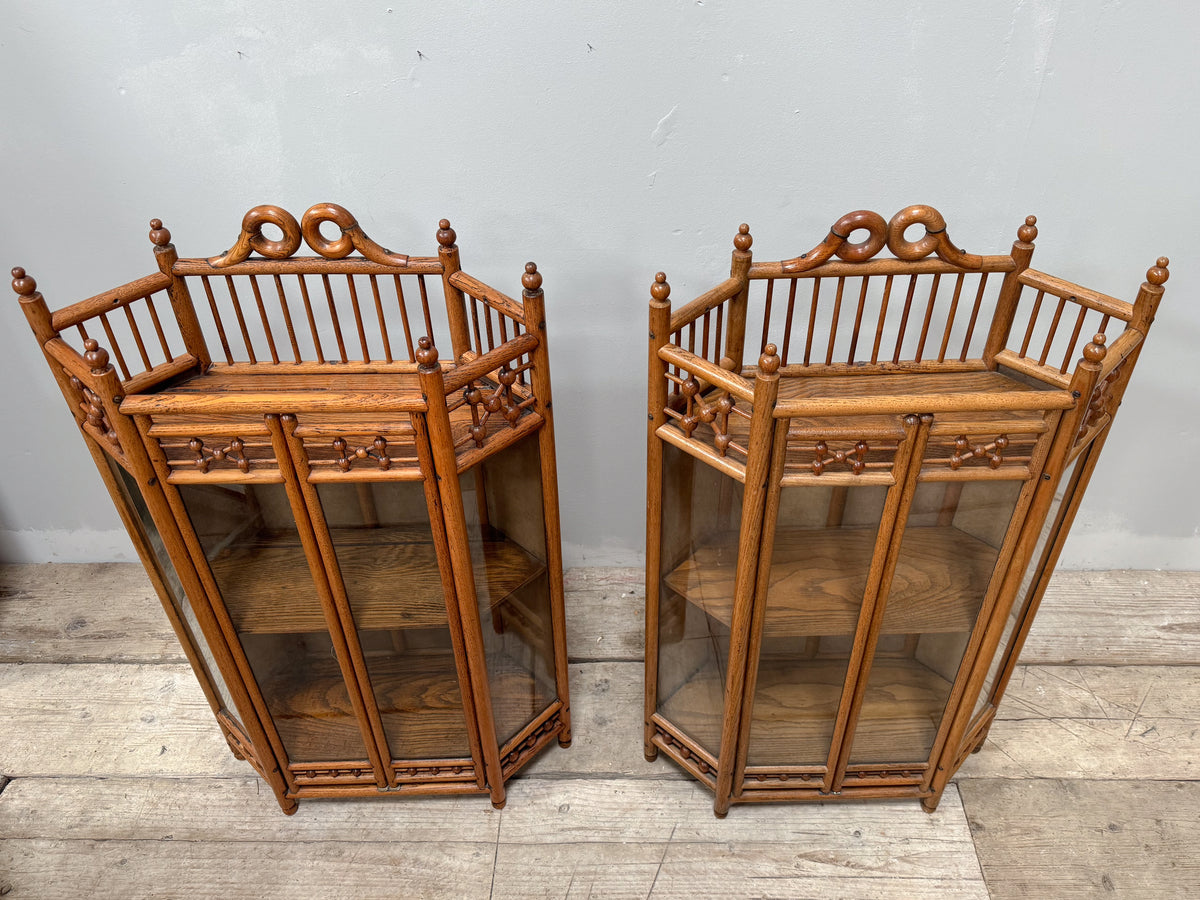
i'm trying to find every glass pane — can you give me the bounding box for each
[848,479,1024,765]
[460,434,557,745]
[177,481,369,763]
[748,484,889,766]
[656,442,743,758]
[106,459,236,724]
[316,480,471,760]
[972,457,1081,722]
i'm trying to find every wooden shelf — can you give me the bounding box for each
[659,656,950,766]
[209,525,544,633]
[261,650,549,762]
[664,525,996,636]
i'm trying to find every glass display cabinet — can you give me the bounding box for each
[15,203,570,813]
[645,205,1167,815]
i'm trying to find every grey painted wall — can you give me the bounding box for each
[2,1,1197,568]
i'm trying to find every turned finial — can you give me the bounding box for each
[1147,257,1170,286]
[11,266,36,296]
[1017,215,1038,244]
[522,261,542,293]
[416,335,439,370]
[1082,333,1107,363]
[759,343,780,375]
[83,338,111,373]
[734,223,753,252]
[436,219,456,247]
[149,218,172,246]
[651,271,671,302]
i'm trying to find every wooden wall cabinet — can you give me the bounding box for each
[15,204,571,813]
[644,206,1167,815]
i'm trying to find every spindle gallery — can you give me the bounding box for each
[644,205,1167,815]
[14,204,571,813]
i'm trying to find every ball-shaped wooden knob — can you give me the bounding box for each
[522,262,542,292]
[149,218,171,246]
[1082,333,1107,362]
[759,343,780,375]
[436,219,456,247]
[734,223,753,251]
[83,338,110,371]
[415,335,439,368]
[1147,257,1170,285]
[1017,215,1038,243]
[651,271,670,302]
[11,267,36,296]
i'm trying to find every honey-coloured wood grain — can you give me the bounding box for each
[208,526,544,634]
[645,205,1169,815]
[14,203,571,813]
[664,526,995,637]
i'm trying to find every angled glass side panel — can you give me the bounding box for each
[459,433,557,746]
[746,483,889,767]
[176,481,370,764]
[971,455,1081,723]
[656,441,743,759]
[314,479,471,760]
[106,457,236,726]
[848,479,1024,766]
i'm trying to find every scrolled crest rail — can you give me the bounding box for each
[780,204,982,273]
[209,202,410,268]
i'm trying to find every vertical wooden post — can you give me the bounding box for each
[436,220,473,363]
[730,418,789,795]
[644,272,672,759]
[520,261,572,747]
[410,411,490,789]
[982,216,1038,366]
[148,218,211,370]
[713,345,780,817]
[417,336,507,808]
[1129,257,1169,336]
[13,268,84,414]
[724,224,753,371]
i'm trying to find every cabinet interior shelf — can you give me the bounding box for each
[664,525,997,636]
[209,525,545,633]
[263,650,550,762]
[660,656,951,766]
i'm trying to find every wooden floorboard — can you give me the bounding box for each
[1,563,1198,899]
[0,839,497,900]
[960,665,1200,780]
[958,778,1200,899]
[1020,570,1200,665]
[0,563,185,663]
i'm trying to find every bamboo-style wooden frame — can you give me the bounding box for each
[644,205,1168,815]
[14,203,571,814]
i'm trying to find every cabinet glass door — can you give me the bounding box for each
[747,483,890,767]
[177,481,372,764]
[313,480,472,761]
[846,478,1024,766]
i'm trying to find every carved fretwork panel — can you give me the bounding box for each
[456,367,537,452]
[922,432,1041,476]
